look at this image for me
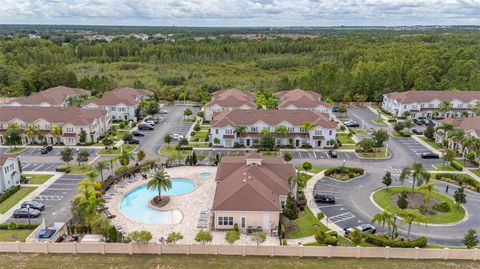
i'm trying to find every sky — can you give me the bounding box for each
[1,0,480,27]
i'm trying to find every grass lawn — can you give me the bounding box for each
[190,131,209,142]
[371,119,387,125]
[418,135,443,150]
[468,169,480,177]
[355,129,368,136]
[337,133,355,144]
[98,144,137,155]
[356,148,391,158]
[0,254,477,269]
[189,142,210,148]
[0,229,35,242]
[390,131,400,138]
[22,174,54,184]
[5,147,26,154]
[296,166,329,174]
[372,186,465,224]
[0,187,37,214]
[181,118,196,123]
[159,145,192,157]
[287,206,329,239]
[432,164,457,171]
[57,164,93,174]
[337,144,357,150]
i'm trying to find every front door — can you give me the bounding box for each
[295,139,300,147]
[317,140,322,148]
[241,217,246,231]
[246,139,251,147]
[262,214,270,232]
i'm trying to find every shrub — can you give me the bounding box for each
[450,161,463,171]
[0,185,20,203]
[397,191,409,209]
[282,239,287,246]
[324,166,364,180]
[315,231,327,244]
[325,236,338,246]
[225,230,240,245]
[434,173,480,192]
[433,202,451,212]
[0,223,37,230]
[329,231,338,238]
[194,124,201,132]
[119,122,125,129]
[7,222,18,230]
[364,233,427,248]
[399,130,411,137]
[349,229,363,245]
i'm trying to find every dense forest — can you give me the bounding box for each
[1,27,480,102]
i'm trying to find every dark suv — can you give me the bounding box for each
[40,145,53,154]
[138,123,154,130]
[314,193,336,204]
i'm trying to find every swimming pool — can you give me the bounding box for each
[119,178,196,224]
[198,172,212,179]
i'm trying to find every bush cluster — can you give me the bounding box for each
[0,185,20,203]
[0,223,37,230]
[433,202,451,212]
[450,161,463,171]
[434,173,480,192]
[324,166,365,179]
[364,233,427,248]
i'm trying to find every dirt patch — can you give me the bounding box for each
[149,196,170,208]
[391,192,440,215]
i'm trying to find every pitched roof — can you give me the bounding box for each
[0,106,107,126]
[440,116,480,136]
[277,89,331,109]
[83,87,152,106]
[386,90,480,104]
[0,154,13,166]
[11,86,89,106]
[212,154,294,212]
[211,109,337,128]
[205,88,256,108]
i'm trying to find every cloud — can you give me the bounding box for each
[0,0,480,26]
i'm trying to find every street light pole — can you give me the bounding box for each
[343,159,346,167]
[385,143,389,157]
[26,204,31,225]
[8,135,12,152]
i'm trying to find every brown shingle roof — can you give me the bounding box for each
[386,90,480,104]
[211,109,337,129]
[84,87,152,106]
[0,107,107,126]
[0,154,13,166]
[212,154,294,212]
[205,88,256,108]
[277,89,331,109]
[11,86,89,106]
[440,116,480,135]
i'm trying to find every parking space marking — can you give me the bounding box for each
[36,195,63,201]
[315,182,341,189]
[328,212,356,223]
[318,204,344,209]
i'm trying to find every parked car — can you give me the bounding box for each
[314,193,336,204]
[13,208,41,218]
[69,234,79,242]
[328,150,338,158]
[144,116,159,123]
[55,233,66,243]
[345,121,359,127]
[144,120,156,126]
[171,133,184,140]
[40,145,53,154]
[421,152,440,159]
[192,103,201,107]
[126,138,139,144]
[412,129,423,135]
[132,130,144,137]
[344,224,376,236]
[138,123,154,130]
[21,201,45,211]
[159,109,168,114]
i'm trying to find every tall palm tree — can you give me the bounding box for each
[288,175,301,199]
[108,157,116,175]
[50,124,62,145]
[400,162,430,192]
[234,126,247,144]
[370,210,393,232]
[275,124,289,145]
[399,210,424,240]
[260,127,270,136]
[24,124,39,144]
[474,100,480,116]
[147,169,172,202]
[439,100,453,117]
[95,161,107,182]
[75,179,104,216]
[418,181,436,204]
[118,151,132,166]
[300,122,315,141]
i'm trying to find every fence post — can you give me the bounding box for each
[215,244,218,255]
[356,245,361,258]
[385,246,390,259]
[187,244,190,255]
[102,242,106,254]
[73,243,78,254]
[16,241,20,253]
[44,242,49,254]
[300,246,304,257]
[129,242,134,255]
[271,246,275,257]
[327,245,332,258]
[443,248,449,260]
[474,248,479,261]
[157,243,162,255]
[242,245,246,256]
[414,247,419,260]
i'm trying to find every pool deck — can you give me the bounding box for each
[107,166,279,245]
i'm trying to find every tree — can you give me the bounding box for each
[60,148,73,167]
[302,161,312,173]
[399,162,430,192]
[338,106,347,117]
[164,134,172,145]
[315,231,327,244]
[108,157,116,174]
[234,125,247,143]
[382,171,392,190]
[424,123,435,140]
[74,178,103,217]
[225,230,240,245]
[146,101,160,115]
[95,161,107,182]
[349,229,363,245]
[404,120,413,131]
[50,124,62,145]
[300,122,315,139]
[454,187,467,209]
[372,129,389,149]
[419,182,436,204]
[102,137,113,151]
[166,232,183,244]
[358,138,374,152]
[283,152,292,163]
[251,231,266,245]
[184,108,193,119]
[403,111,411,118]
[397,191,409,209]
[76,150,90,166]
[370,210,393,231]
[399,210,424,240]
[118,151,131,166]
[5,123,22,148]
[282,194,298,220]
[137,150,146,162]
[317,212,325,221]
[439,100,453,116]
[122,132,133,143]
[393,122,405,132]
[462,229,478,249]
[259,134,276,150]
[128,230,152,244]
[79,130,87,144]
[24,124,39,144]
[275,124,289,144]
[443,149,455,169]
[195,230,213,244]
[176,138,189,150]
[147,169,172,202]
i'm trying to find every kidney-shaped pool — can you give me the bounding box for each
[119,178,196,225]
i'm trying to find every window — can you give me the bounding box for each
[315,130,322,135]
[288,127,294,133]
[457,104,463,108]
[215,129,219,134]
[46,124,51,130]
[281,200,286,208]
[420,104,425,108]
[428,104,434,108]
[329,130,333,135]
[66,127,74,133]
[250,127,258,132]
[225,129,233,135]
[111,107,116,111]
[218,216,233,226]
[300,128,306,133]
[411,105,417,109]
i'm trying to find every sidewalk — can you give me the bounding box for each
[411,135,443,156]
[367,105,393,127]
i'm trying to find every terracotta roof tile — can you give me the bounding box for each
[386,90,480,103]
[277,89,331,109]
[440,116,480,135]
[11,86,89,106]
[84,87,152,106]
[205,88,256,108]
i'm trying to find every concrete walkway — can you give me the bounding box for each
[411,135,444,156]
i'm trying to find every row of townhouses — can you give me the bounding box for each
[435,116,480,159]
[382,90,480,119]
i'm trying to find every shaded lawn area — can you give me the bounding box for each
[57,164,93,174]
[432,164,457,171]
[372,186,465,224]
[159,145,192,157]
[0,187,37,214]
[0,254,478,269]
[98,144,137,155]
[337,144,357,150]
[22,174,54,184]
[371,119,387,125]
[287,206,329,239]
[5,147,26,154]
[337,133,355,144]
[356,148,391,158]
[0,229,35,242]
[418,135,443,150]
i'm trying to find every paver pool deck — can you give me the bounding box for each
[107,166,278,245]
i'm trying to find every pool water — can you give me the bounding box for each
[198,172,212,179]
[119,178,196,224]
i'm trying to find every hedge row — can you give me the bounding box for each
[364,233,427,248]
[0,185,20,204]
[450,161,463,171]
[324,166,365,179]
[434,173,480,192]
[0,223,38,230]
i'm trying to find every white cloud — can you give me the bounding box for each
[0,0,479,26]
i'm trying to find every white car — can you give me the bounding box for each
[171,134,184,140]
[144,120,156,126]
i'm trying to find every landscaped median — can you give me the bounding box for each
[355,147,391,159]
[4,147,26,154]
[324,166,365,181]
[371,119,387,126]
[372,186,466,224]
[98,144,138,155]
[21,174,54,184]
[55,164,94,174]
[432,173,480,192]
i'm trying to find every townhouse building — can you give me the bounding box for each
[4,86,90,107]
[382,90,480,119]
[210,109,337,148]
[277,89,332,117]
[203,89,257,121]
[0,106,111,146]
[435,116,480,157]
[0,154,20,194]
[82,87,152,121]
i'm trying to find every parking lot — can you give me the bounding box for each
[9,174,84,224]
[18,147,99,157]
[396,137,434,157]
[22,162,63,172]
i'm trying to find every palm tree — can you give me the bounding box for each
[234,126,247,145]
[118,151,132,166]
[275,124,289,146]
[75,179,104,216]
[370,210,393,232]
[260,128,270,136]
[288,175,300,199]
[95,161,107,182]
[300,122,315,140]
[6,123,21,149]
[399,162,430,192]
[439,100,453,118]
[50,124,62,145]
[418,181,436,204]
[147,169,172,202]
[474,100,480,116]
[24,124,39,144]
[399,210,424,240]
[108,157,116,175]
